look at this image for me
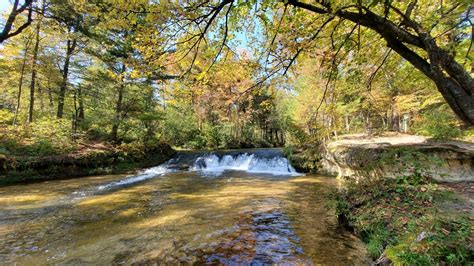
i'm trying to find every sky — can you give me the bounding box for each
[0,1,11,13]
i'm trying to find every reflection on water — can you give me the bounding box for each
[0,169,369,264]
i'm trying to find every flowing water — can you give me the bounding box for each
[0,149,369,265]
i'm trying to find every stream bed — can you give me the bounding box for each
[0,149,369,264]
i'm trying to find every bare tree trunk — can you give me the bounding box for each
[143,84,154,141]
[47,76,54,109]
[72,86,77,134]
[111,85,124,142]
[385,35,474,127]
[111,64,126,143]
[390,99,399,132]
[57,34,77,118]
[28,9,42,123]
[13,37,32,125]
[398,115,402,132]
[38,80,44,113]
[77,85,84,123]
[344,115,350,132]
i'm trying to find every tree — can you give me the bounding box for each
[56,29,77,118]
[13,34,33,124]
[285,0,473,126]
[0,0,33,43]
[28,0,45,123]
[48,0,82,118]
[162,0,473,127]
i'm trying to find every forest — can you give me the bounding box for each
[0,0,472,154]
[0,0,473,265]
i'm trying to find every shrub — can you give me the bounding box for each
[0,118,75,156]
[284,123,309,147]
[415,110,462,140]
[0,109,14,124]
[187,134,207,150]
[203,123,223,148]
[161,107,201,147]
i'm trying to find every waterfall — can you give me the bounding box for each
[190,152,299,176]
[89,149,299,193]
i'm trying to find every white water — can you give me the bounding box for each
[190,153,300,176]
[76,151,299,197]
[97,165,173,190]
[69,166,173,201]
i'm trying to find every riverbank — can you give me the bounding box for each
[288,133,474,179]
[321,133,474,182]
[290,133,474,264]
[0,141,176,185]
[334,173,473,264]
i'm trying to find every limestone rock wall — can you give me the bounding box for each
[320,139,474,182]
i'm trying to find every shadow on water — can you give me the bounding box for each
[0,149,370,265]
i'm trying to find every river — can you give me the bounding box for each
[0,149,369,264]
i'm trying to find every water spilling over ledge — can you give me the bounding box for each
[190,152,299,176]
[95,149,300,191]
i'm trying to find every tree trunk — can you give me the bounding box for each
[38,80,44,113]
[344,115,349,132]
[13,37,31,125]
[77,85,84,123]
[28,11,42,123]
[57,35,76,118]
[47,76,54,109]
[384,36,474,127]
[392,110,400,132]
[72,87,77,134]
[143,85,154,141]
[111,64,126,143]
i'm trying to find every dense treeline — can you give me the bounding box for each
[0,0,472,156]
[0,1,285,153]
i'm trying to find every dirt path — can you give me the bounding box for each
[330,132,474,151]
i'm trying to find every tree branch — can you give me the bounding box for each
[0,0,34,43]
[282,16,334,76]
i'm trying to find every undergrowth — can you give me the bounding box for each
[334,172,473,264]
[283,143,323,173]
